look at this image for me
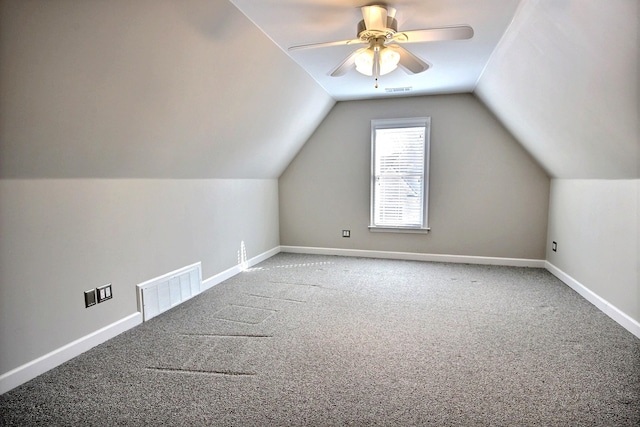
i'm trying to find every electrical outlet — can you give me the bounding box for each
[552,241,557,252]
[96,284,113,303]
[342,230,351,238]
[84,289,97,308]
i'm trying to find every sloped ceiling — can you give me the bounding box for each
[0,0,334,179]
[231,0,638,179]
[2,0,636,180]
[476,0,639,179]
[230,0,521,101]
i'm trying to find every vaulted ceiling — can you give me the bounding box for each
[0,0,637,180]
[476,0,639,179]
[0,0,334,179]
[231,0,639,179]
[230,0,521,101]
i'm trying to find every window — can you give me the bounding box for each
[369,117,430,233]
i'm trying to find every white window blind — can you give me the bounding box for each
[370,118,430,231]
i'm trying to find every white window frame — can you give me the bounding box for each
[369,117,431,233]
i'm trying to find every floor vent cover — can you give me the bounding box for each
[136,262,202,321]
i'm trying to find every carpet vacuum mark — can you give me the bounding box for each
[1,253,638,426]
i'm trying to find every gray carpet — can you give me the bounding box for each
[1,253,639,426]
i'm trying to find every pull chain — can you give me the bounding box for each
[373,45,380,88]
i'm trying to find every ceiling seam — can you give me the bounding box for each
[472,0,530,93]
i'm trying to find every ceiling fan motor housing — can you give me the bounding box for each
[357,17,398,41]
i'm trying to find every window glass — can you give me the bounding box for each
[370,118,430,232]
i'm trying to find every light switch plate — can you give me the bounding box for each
[96,284,113,303]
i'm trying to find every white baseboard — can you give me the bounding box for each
[280,246,546,268]
[251,245,282,265]
[545,262,640,339]
[1,247,282,395]
[280,246,639,338]
[5,249,634,396]
[0,312,142,395]
[202,246,281,291]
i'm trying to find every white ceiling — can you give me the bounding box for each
[230,0,522,100]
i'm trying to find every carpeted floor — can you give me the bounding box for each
[1,253,639,426]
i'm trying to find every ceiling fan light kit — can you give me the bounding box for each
[288,4,474,89]
[355,46,400,77]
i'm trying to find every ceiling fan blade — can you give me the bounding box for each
[289,38,364,51]
[387,44,429,74]
[361,5,388,30]
[392,25,474,43]
[330,47,368,77]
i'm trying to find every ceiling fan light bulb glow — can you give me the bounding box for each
[355,51,374,76]
[379,49,400,75]
[355,48,400,77]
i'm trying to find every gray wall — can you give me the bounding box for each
[547,179,639,323]
[0,0,330,376]
[279,94,550,259]
[0,179,279,374]
[475,0,639,329]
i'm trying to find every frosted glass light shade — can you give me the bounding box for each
[355,48,400,76]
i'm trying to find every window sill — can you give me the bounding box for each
[368,226,431,234]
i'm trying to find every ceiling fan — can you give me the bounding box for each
[288,4,474,88]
